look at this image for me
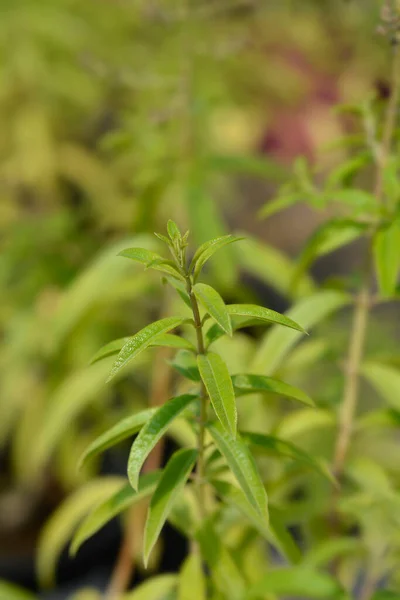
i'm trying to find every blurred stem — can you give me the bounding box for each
[105,293,173,600]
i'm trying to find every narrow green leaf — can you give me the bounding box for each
[79,409,155,469]
[197,353,237,436]
[90,337,130,364]
[71,472,161,556]
[178,553,206,600]
[303,537,364,569]
[170,350,201,382]
[207,422,268,520]
[123,575,178,600]
[373,220,400,297]
[144,449,197,566]
[361,361,400,411]
[107,317,185,382]
[277,408,336,440]
[164,277,191,308]
[232,374,314,407]
[227,304,305,333]
[167,219,181,242]
[190,235,243,280]
[252,291,351,374]
[196,519,245,600]
[119,247,184,280]
[0,581,37,600]
[128,394,197,490]
[240,431,334,483]
[37,478,125,588]
[150,334,195,352]
[246,567,348,599]
[194,283,232,336]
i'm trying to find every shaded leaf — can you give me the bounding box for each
[232,374,314,407]
[373,220,400,297]
[303,537,364,569]
[0,581,37,600]
[246,567,348,599]
[170,350,201,382]
[194,283,232,336]
[198,353,237,436]
[107,317,185,382]
[227,304,305,333]
[361,361,400,411]
[128,394,197,490]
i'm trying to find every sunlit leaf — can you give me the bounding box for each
[107,317,185,382]
[208,422,268,520]
[227,304,305,333]
[37,478,125,588]
[143,448,197,566]
[79,409,155,469]
[178,553,206,600]
[232,374,314,407]
[128,394,197,490]
[198,353,237,436]
[123,575,178,600]
[194,283,232,336]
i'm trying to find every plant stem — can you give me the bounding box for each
[186,275,207,520]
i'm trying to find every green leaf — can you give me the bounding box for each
[107,317,185,382]
[277,408,336,440]
[119,247,184,280]
[374,220,400,297]
[372,591,400,600]
[251,291,351,374]
[196,519,245,600]
[194,283,232,336]
[232,374,314,407]
[170,350,201,382]
[197,353,237,436]
[190,235,243,281]
[227,304,305,333]
[207,422,268,520]
[259,193,300,220]
[303,537,364,569]
[150,334,195,352]
[167,219,181,242]
[164,277,191,308]
[90,337,131,364]
[71,472,161,556]
[178,553,206,600]
[0,581,37,600]
[240,431,334,483]
[143,448,197,566]
[37,477,125,588]
[361,361,400,411]
[79,409,155,469]
[268,506,302,564]
[123,575,178,600]
[246,567,348,599]
[128,394,197,490]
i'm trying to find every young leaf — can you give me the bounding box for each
[194,283,232,336]
[190,235,243,281]
[37,478,125,588]
[246,567,348,599]
[79,409,155,469]
[207,422,268,520]
[361,361,400,411]
[196,519,245,600]
[227,304,305,333]
[232,374,314,407]
[197,353,237,436]
[128,394,197,490]
[71,472,161,556]
[178,553,206,600]
[167,219,182,242]
[143,448,197,566]
[251,291,351,374]
[240,431,334,483]
[123,575,178,600]
[107,317,185,382]
[373,220,400,297]
[119,247,184,280]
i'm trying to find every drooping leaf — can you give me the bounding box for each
[0,581,37,600]
[373,220,400,297]
[251,291,351,374]
[143,448,197,566]
[178,553,206,600]
[118,247,184,280]
[226,304,305,333]
[196,519,245,600]
[37,478,125,588]
[207,422,268,520]
[79,409,155,469]
[246,567,348,599]
[128,394,197,490]
[197,353,237,436]
[194,283,232,336]
[71,472,161,556]
[107,317,185,382]
[361,361,400,411]
[240,431,334,483]
[232,374,314,407]
[190,235,243,281]
[123,575,178,600]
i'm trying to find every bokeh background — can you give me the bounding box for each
[0,1,395,598]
